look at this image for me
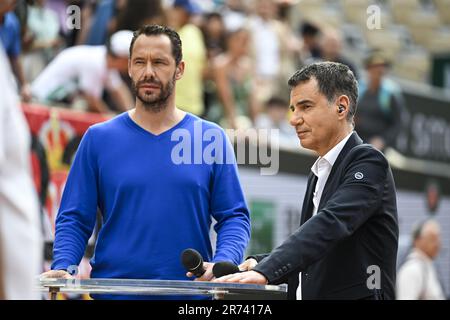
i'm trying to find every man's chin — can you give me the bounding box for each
[138,96,169,112]
[299,139,311,149]
[139,88,156,97]
[138,93,158,105]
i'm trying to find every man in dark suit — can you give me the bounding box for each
[214,62,399,300]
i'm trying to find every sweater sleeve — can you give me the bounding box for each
[210,130,251,265]
[51,128,99,271]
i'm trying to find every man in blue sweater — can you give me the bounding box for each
[40,25,251,299]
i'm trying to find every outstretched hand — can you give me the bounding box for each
[212,270,268,285]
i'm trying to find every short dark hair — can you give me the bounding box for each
[288,62,358,121]
[412,222,424,241]
[266,96,288,109]
[300,22,320,37]
[129,25,183,65]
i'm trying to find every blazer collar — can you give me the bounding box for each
[329,131,363,172]
[318,132,364,208]
[300,173,318,226]
[300,132,363,225]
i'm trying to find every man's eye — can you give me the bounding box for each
[289,106,295,112]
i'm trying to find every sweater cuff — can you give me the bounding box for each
[51,260,77,273]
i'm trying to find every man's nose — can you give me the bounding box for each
[289,111,303,127]
[143,62,156,78]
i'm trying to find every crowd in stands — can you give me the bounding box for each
[3,0,448,150]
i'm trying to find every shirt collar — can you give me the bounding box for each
[311,131,353,176]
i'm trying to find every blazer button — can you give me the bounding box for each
[274,271,280,277]
[287,263,292,269]
[282,266,288,272]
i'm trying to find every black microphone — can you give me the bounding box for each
[181,248,206,277]
[212,261,240,278]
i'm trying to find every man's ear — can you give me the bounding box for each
[337,95,350,118]
[175,61,185,80]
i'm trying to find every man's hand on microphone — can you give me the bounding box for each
[213,270,268,285]
[238,258,258,271]
[186,262,215,281]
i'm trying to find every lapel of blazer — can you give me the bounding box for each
[300,172,318,226]
[318,131,364,210]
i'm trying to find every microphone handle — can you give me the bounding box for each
[192,269,205,277]
[191,262,206,277]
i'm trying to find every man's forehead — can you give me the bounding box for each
[290,79,320,102]
[132,34,172,54]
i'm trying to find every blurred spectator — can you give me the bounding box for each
[317,28,358,79]
[201,12,226,117]
[168,0,206,116]
[0,44,42,300]
[255,96,297,144]
[247,0,281,104]
[115,0,167,33]
[206,28,257,129]
[271,0,300,99]
[22,0,60,82]
[221,0,248,32]
[84,0,118,46]
[46,0,73,43]
[298,21,322,64]
[13,0,31,39]
[31,30,134,114]
[397,219,445,300]
[72,0,97,46]
[85,0,166,47]
[355,50,407,151]
[0,0,32,101]
[247,0,298,104]
[201,12,226,59]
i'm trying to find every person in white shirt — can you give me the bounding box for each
[0,44,42,299]
[22,0,60,82]
[31,30,133,114]
[397,219,445,300]
[246,0,280,105]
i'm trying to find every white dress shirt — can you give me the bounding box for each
[297,131,353,300]
[396,249,445,300]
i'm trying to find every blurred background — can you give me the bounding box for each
[1,0,450,299]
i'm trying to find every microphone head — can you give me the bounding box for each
[213,261,240,278]
[181,248,203,271]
